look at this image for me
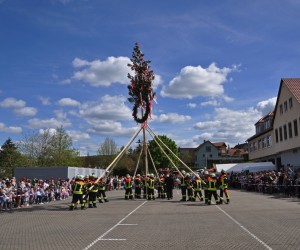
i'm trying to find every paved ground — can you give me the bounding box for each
[0,189,299,250]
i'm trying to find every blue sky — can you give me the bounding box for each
[1,0,300,155]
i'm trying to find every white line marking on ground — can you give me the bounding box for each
[215,205,273,250]
[83,201,147,250]
[119,224,138,226]
[99,239,126,241]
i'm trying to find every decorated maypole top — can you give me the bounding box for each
[127,43,156,124]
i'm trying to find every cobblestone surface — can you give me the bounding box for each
[0,189,299,250]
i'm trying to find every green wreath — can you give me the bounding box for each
[132,99,151,124]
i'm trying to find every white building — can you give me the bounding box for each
[247,78,300,171]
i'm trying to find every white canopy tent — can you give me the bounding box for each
[216,162,276,173]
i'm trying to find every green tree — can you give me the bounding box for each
[49,126,78,166]
[147,135,179,171]
[0,138,22,178]
[19,126,80,167]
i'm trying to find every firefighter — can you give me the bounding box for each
[98,177,109,203]
[219,169,230,204]
[147,173,155,200]
[69,175,86,210]
[185,173,193,201]
[142,174,149,199]
[203,171,209,204]
[87,174,98,208]
[180,170,187,201]
[192,175,205,201]
[134,174,142,199]
[207,173,220,205]
[124,174,133,200]
[157,174,165,198]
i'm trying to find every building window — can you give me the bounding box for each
[262,137,266,148]
[279,127,283,141]
[280,104,283,114]
[265,119,271,129]
[289,97,293,109]
[288,122,293,138]
[284,101,287,112]
[254,141,257,151]
[258,139,261,150]
[294,119,299,137]
[267,135,272,147]
[275,129,279,143]
[205,146,211,152]
[283,124,287,140]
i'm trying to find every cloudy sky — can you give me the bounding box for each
[1,0,299,155]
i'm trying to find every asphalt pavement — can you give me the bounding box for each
[0,189,299,250]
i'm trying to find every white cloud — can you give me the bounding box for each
[194,120,222,130]
[0,97,37,116]
[192,107,261,146]
[71,56,132,87]
[87,121,138,136]
[67,130,90,141]
[79,95,132,121]
[200,99,220,107]
[57,98,81,107]
[14,107,37,117]
[0,97,25,108]
[38,128,57,136]
[157,113,191,123]
[28,117,72,129]
[160,63,237,99]
[222,95,235,102]
[187,103,197,108]
[38,96,51,105]
[256,97,277,115]
[0,122,22,134]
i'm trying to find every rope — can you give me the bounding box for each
[84,126,142,197]
[146,128,183,178]
[147,126,201,179]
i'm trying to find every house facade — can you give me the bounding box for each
[179,141,245,169]
[247,78,300,170]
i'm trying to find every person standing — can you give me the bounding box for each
[69,175,86,210]
[207,173,220,205]
[219,170,230,204]
[124,174,133,200]
[192,175,205,201]
[180,170,187,201]
[98,178,109,203]
[87,174,98,208]
[165,173,174,200]
[134,174,142,199]
[157,174,165,199]
[147,173,155,200]
[185,173,193,201]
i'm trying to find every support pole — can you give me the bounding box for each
[147,126,200,178]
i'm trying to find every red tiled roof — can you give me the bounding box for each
[212,142,227,147]
[282,78,300,103]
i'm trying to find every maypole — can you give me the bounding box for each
[127,43,156,178]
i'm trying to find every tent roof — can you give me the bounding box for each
[216,162,276,173]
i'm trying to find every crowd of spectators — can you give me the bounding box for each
[229,167,300,198]
[0,177,71,212]
[1,167,299,212]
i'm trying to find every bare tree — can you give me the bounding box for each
[98,137,118,155]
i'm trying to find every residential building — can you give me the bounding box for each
[179,140,246,169]
[247,78,300,170]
